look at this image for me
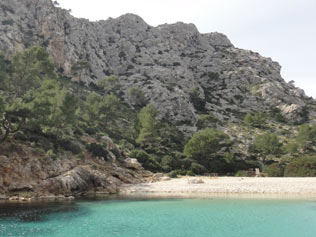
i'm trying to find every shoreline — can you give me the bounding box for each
[119,176,316,200]
[117,192,316,201]
[2,176,316,202]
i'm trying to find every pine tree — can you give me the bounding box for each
[10,46,56,98]
[249,133,282,163]
[136,104,160,146]
[99,94,121,127]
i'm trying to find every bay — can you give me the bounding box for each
[1,197,316,237]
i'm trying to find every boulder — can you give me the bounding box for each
[100,136,117,150]
[188,179,204,184]
[47,166,94,195]
[124,158,143,170]
[280,104,304,122]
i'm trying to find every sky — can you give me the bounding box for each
[58,0,316,98]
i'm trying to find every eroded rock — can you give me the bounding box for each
[0,0,311,126]
[124,158,143,170]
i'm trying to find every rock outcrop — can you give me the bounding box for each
[124,158,143,170]
[0,0,313,128]
[0,142,151,200]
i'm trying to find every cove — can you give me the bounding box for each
[1,197,316,237]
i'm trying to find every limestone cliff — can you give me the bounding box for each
[0,0,314,131]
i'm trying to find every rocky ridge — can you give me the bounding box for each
[0,0,314,132]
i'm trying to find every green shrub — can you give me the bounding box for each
[13,132,28,141]
[249,133,282,164]
[296,124,316,150]
[119,139,135,150]
[179,158,193,170]
[196,114,221,129]
[285,142,299,154]
[161,155,173,172]
[77,152,86,161]
[189,163,206,175]
[129,149,151,163]
[234,170,249,177]
[168,169,187,178]
[161,165,172,172]
[0,97,5,117]
[244,112,266,128]
[2,19,14,25]
[71,60,90,74]
[46,149,56,159]
[284,156,316,177]
[60,139,82,155]
[271,108,287,123]
[184,128,231,163]
[275,113,287,123]
[74,127,84,136]
[85,126,97,135]
[186,170,195,176]
[33,136,54,152]
[127,87,148,109]
[119,51,126,58]
[189,87,206,113]
[129,149,161,172]
[144,157,161,172]
[110,147,121,160]
[161,155,180,170]
[263,163,282,177]
[168,170,178,178]
[86,143,108,159]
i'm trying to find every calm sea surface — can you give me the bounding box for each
[1,197,316,237]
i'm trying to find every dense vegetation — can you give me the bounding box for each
[1,46,316,177]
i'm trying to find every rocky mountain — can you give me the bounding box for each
[1,0,314,133]
[2,0,316,200]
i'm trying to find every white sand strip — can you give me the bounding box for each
[120,177,316,199]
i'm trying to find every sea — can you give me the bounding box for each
[1,196,316,236]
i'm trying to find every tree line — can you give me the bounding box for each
[1,46,316,177]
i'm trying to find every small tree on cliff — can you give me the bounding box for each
[0,99,30,143]
[184,128,231,163]
[0,51,9,90]
[10,46,56,98]
[244,112,266,128]
[98,75,121,95]
[295,124,316,151]
[99,94,121,127]
[249,133,283,164]
[127,87,148,110]
[84,92,102,122]
[136,104,161,147]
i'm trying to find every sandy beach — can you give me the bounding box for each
[120,177,316,199]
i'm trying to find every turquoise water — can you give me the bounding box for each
[1,197,316,237]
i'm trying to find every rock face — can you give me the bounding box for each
[0,0,313,128]
[0,142,151,199]
[124,158,143,170]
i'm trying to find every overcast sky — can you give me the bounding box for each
[58,0,316,98]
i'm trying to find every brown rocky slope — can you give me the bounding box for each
[0,139,152,201]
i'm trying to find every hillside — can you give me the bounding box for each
[1,0,315,126]
[1,0,316,200]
